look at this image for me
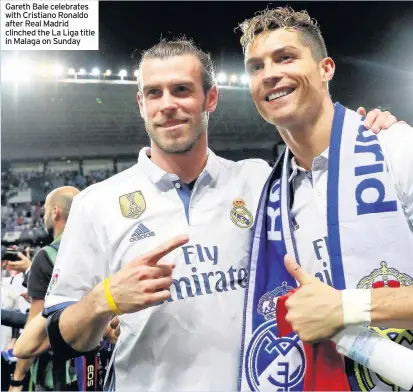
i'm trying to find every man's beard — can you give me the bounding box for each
[44,216,53,235]
[45,224,52,235]
[145,113,208,154]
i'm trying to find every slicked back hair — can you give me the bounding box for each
[137,38,216,95]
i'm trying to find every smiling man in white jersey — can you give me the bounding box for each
[42,39,271,391]
[238,7,413,391]
[42,37,401,391]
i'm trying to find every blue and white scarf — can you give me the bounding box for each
[239,103,413,391]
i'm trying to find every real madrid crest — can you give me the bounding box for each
[119,191,146,219]
[357,261,413,289]
[246,281,306,391]
[258,282,294,320]
[352,261,413,391]
[230,198,253,229]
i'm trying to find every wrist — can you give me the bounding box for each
[341,289,372,327]
[89,281,114,319]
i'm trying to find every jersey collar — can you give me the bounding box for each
[138,147,219,188]
[288,147,330,183]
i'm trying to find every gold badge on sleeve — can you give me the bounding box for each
[230,198,253,229]
[119,190,146,219]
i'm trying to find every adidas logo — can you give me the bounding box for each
[130,223,155,242]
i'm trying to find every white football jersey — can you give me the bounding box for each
[290,123,413,284]
[44,148,271,391]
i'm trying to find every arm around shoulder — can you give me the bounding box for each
[371,123,413,328]
[379,123,413,224]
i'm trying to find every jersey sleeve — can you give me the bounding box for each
[378,123,413,228]
[43,188,109,315]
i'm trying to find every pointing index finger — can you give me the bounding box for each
[137,235,189,266]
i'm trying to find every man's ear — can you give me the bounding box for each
[319,57,335,83]
[205,85,219,113]
[137,91,145,119]
[52,206,59,221]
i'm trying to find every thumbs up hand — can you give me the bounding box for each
[284,255,315,286]
[284,255,344,343]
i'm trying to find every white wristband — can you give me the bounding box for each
[341,289,372,327]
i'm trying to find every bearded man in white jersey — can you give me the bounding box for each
[238,7,413,391]
[41,37,400,391]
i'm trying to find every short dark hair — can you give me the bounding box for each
[237,6,328,61]
[137,37,215,95]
